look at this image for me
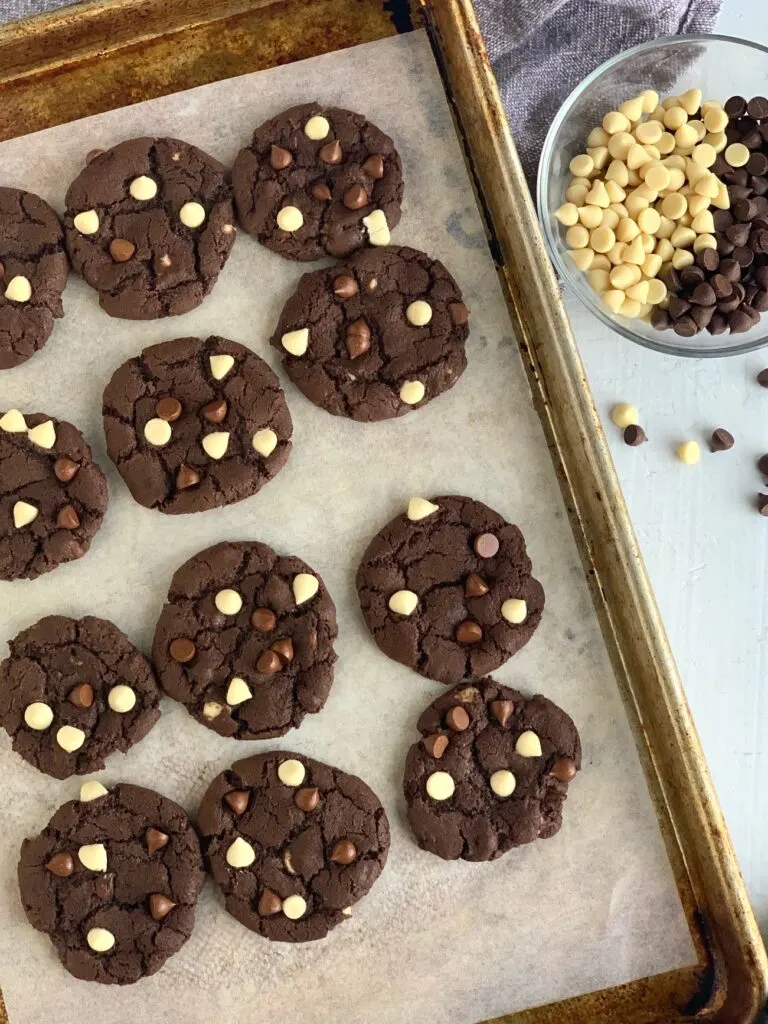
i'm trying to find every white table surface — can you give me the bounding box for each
[573,0,768,937]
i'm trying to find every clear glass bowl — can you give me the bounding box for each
[537,34,768,358]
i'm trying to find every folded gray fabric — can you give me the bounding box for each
[474,0,721,186]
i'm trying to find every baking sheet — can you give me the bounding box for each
[0,30,696,1024]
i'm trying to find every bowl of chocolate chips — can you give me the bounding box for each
[538,35,768,356]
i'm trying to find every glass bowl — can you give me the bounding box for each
[537,34,768,358]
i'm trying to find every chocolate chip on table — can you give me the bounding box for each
[710,428,735,452]
[758,454,768,477]
[758,368,768,387]
[623,423,647,446]
[758,494,768,516]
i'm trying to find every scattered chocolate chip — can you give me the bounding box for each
[423,733,449,758]
[148,894,176,921]
[146,828,169,855]
[346,318,371,359]
[46,852,74,877]
[330,839,357,865]
[68,683,94,708]
[455,620,483,644]
[490,699,514,727]
[85,148,104,164]
[269,145,293,170]
[758,454,768,476]
[256,650,282,674]
[175,464,200,490]
[473,532,499,558]
[343,185,368,210]
[202,398,227,423]
[757,368,768,387]
[251,608,276,632]
[312,183,332,201]
[549,756,578,782]
[319,140,342,165]
[295,787,320,812]
[710,428,734,452]
[445,706,470,732]
[109,238,135,262]
[361,154,384,178]
[465,572,489,597]
[169,637,196,663]
[758,494,768,517]
[56,504,80,529]
[224,790,250,815]
[271,638,294,663]
[623,424,647,446]
[333,275,358,300]
[156,396,182,422]
[258,889,282,916]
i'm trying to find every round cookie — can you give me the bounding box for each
[64,137,235,319]
[152,541,337,739]
[197,751,390,941]
[270,245,469,420]
[0,615,161,779]
[102,336,292,514]
[404,678,581,861]
[18,782,204,984]
[0,187,68,369]
[232,101,403,262]
[0,409,108,581]
[356,495,544,683]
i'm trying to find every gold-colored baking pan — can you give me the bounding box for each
[0,0,765,1020]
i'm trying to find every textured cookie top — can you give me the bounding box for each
[152,541,337,739]
[197,751,390,942]
[64,137,235,319]
[0,187,68,369]
[404,678,581,861]
[0,615,161,779]
[0,409,108,581]
[102,335,292,514]
[18,783,204,984]
[232,102,403,261]
[270,245,470,420]
[356,495,544,683]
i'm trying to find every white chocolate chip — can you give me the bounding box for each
[108,685,136,713]
[143,418,172,447]
[281,328,309,356]
[399,380,425,405]
[276,206,304,232]
[202,431,230,460]
[209,354,235,380]
[611,402,638,428]
[78,843,107,872]
[13,501,38,529]
[405,300,432,327]
[293,573,319,605]
[73,210,100,235]
[252,428,278,457]
[362,209,390,246]
[87,927,115,952]
[80,780,109,802]
[179,201,206,228]
[57,724,86,752]
[388,590,418,616]
[27,419,56,449]
[129,175,157,200]
[501,598,528,624]
[278,758,306,787]
[0,409,27,432]
[215,588,242,615]
[203,701,224,720]
[282,895,307,920]
[677,440,700,465]
[489,769,517,797]
[426,771,455,801]
[24,702,53,731]
[341,906,353,917]
[407,497,439,521]
[304,115,330,140]
[226,677,252,706]
[515,730,543,757]
[283,850,296,874]
[226,836,255,868]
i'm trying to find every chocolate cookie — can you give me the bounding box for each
[64,137,235,319]
[102,336,292,514]
[197,751,389,942]
[18,782,204,984]
[356,495,544,683]
[404,678,581,861]
[0,187,68,369]
[0,615,161,779]
[0,408,108,581]
[152,541,337,739]
[270,245,469,420]
[232,102,403,262]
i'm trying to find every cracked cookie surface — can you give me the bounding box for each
[0,187,69,369]
[197,751,389,941]
[102,335,292,514]
[152,542,337,739]
[64,137,235,319]
[232,102,403,262]
[18,782,204,983]
[270,245,469,420]
[356,495,544,683]
[404,678,581,861]
[0,409,108,581]
[0,615,161,779]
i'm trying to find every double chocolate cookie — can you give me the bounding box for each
[270,245,470,420]
[356,495,544,683]
[18,782,204,983]
[0,409,108,581]
[152,542,337,739]
[64,137,235,319]
[232,102,403,261]
[102,336,292,514]
[404,678,581,861]
[0,615,161,779]
[0,187,68,369]
[197,752,390,941]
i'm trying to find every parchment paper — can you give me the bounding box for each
[0,31,695,1024]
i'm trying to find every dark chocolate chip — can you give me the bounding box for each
[156,397,182,422]
[269,145,293,170]
[691,282,716,306]
[725,222,751,246]
[295,787,320,812]
[758,454,768,477]
[668,296,691,320]
[734,199,758,223]
[712,274,734,299]
[46,852,74,877]
[474,532,499,557]
[707,312,729,335]
[754,289,768,312]
[361,154,384,179]
[319,140,342,165]
[623,424,647,446]
[729,308,754,333]
[696,247,719,271]
[549,757,578,782]
[758,494,768,517]
[69,683,94,708]
[224,790,250,815]
[650,307,670,331]
[673,316,698,337]
[202,398,227,423]
[747,152,768,176]
[333,275,358,300]
[719,259,742,282]
[680,266,705,287]
[445,706,470,732]
[330,839,357,865]
[691,304,715,330]
[312,183,332,201]
[465,573,489,597]
[710,428,734,452]
[149,894,176,921]
[456,620,483,644]
[733,246,754,268]
[725,96,747,118]
[169,638,196,663]
[490,699,514,728]
[423,733,449,758]
[176,464,200,490]
[251,608,276,632]
[712,209,734,231]
[746,96,768,120]
[146,828,169,855]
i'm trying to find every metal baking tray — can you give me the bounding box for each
[0,0,765,1020]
